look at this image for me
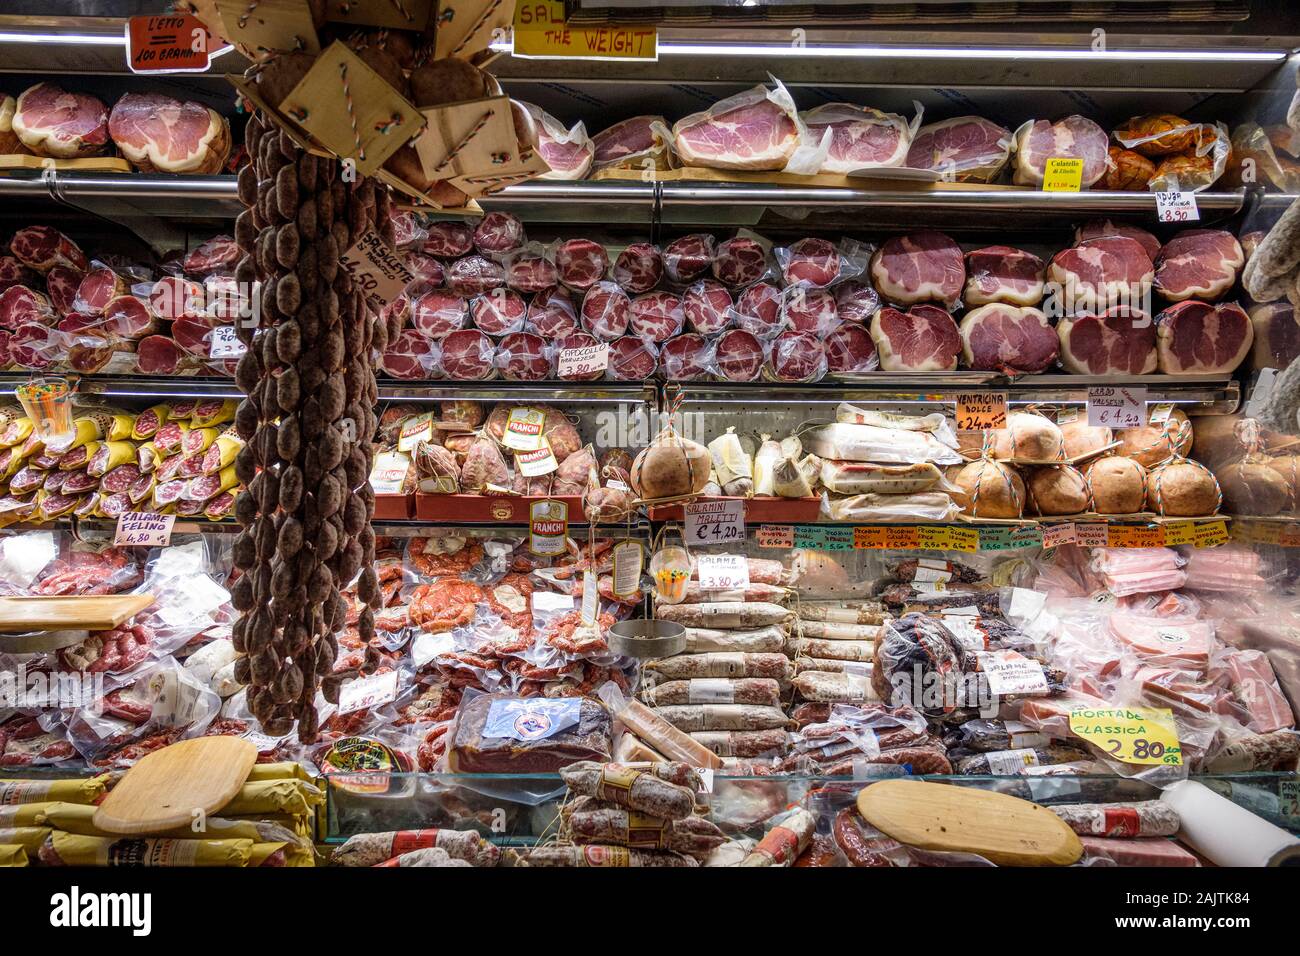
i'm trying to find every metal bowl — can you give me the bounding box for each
[608,619,686,659]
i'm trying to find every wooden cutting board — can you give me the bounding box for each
[0,594,155,633]
[93,737,258,835]
[857,780,1083,866]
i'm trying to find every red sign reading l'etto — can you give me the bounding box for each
[126,14,220,73]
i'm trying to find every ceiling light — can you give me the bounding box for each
[656,42,1285,62]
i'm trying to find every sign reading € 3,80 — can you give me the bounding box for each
[513,2,658,60]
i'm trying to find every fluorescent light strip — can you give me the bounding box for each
[656,42,1285,62]
[0,31,124,45]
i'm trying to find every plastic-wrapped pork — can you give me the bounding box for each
[708,427,754,497]
[646,652,794,680]
[680,625,788,654]
[642,678,782,707]
[799,603,890,625]
[820,460,943,494]
[753,434,782,495]
[679,581,791,604]
[802,422,964,465]
[650,704,794,732]
[692,729,792,757]
[787,637,874,662]
[792,670,876,703]
[836,404,960,443]
[798,620,885,641]
[822,491,960,522]
[1050,801,1181,838]
[657,601,793,629]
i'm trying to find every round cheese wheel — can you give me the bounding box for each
[1084,456,1147,514]
[1264,454,1300,505]
[951,459,1025,518]
[1026,464,1090,516]
[992,412,1064,462]
[1146,459,1220,517]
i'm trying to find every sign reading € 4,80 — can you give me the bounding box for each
[512,2,658,60]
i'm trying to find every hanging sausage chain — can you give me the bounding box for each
[227,109,395,741]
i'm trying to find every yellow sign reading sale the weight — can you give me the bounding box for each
[1068,706,1183,766]
[514,2,657,60]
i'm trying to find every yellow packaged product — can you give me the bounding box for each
[245,761,316,783]
[0,417,34,448]
[0,826,51,853]
[42,831,254,867]
[0,775,108,806]
[0,844,28,866]
[219,779,325,817]
[191,398,237,427]
[0,802,52,827]
[131,403,170,440]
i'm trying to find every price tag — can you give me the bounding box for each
[611,541,643,597]
[696,554,750,592]
[978,651,1049,696]
[1148,402,1175,425]
[821,526,854,551]
[978,526,1042,551]
[503,407,546,452]
[794,526,826,549]
[1281,779,1300,822]
[1056,406,1080,425]
[557,343,609,378]
[581,569,599,624]
[1161,521,1196,546]
[1155,190,1200,223]
[1087,386,1147,429]
[1107,525,1165,548]
[1041,523,1077,548]
[946,527,980,553]
[684,499,745,547]
[1075,523,1110,547]
[1192,519,1229,549]
[853,526,885,549]
[208,325,246,359]
[338,670,399,716]
[126,14,220,73]
[1042,157,1084,192]
[115,511,175,547]
[756,525,794,549]
[368,451,410,495]
[340,229,414,314]
[529,499,569,556]
[1068,706,1183,766]
[397,414,433,453]
[516,443,559,477]
[513,0,658,60]
[1280,525,1300,548]
[955,391,1008,431]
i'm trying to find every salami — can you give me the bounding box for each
[580,281,631,340]
[445,256,505,297]
[556,238,609,291]
[628,291,683,342]
[527,285,579,337]
[101,462,141,493]
[682,279,733,334]
[663,234,715,283]
[613,243,663,293]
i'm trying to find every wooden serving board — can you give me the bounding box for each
[857,780,1083,866]
[93,737,258,835]
[0,594,154,633]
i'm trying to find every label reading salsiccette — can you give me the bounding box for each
[341,229,414,313]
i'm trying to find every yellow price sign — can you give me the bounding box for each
[1162,521,1196,546]
[885,526,920,550]
[917,526,953,551]
[1069,706,1182,766]
[1192,519,1229,549]
[513,1,658,60]
[1042,157,1084,192]
[946,526,980,553]
[1107,525,1165,548]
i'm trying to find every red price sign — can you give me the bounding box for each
[126,15,221,73]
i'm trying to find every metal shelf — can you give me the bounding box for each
[10,517,653,539]
[0,374,657,407]
[669,374,1241,413]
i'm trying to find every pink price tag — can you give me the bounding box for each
[115,512,175,547]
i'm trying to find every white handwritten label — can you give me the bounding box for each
[557,343,609,378]
[1087,386,1147,429]
[208,325,246,359]
[115,511,175,547]
[338,670,399,715]
[684,498,745,547]
[978,650,1050,697]
[339,229,414,314]
[696,553,750,591]
[532,591,576,614]
[1155,190,1199,223]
